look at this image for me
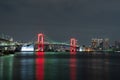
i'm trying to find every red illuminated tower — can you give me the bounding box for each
[70,38,77,52]
[37,33,44,52]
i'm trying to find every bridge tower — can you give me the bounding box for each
[37,33,44,51]
[70,38,77,52]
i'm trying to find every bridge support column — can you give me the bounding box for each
[70,38,77,52]
[38,33,44,51]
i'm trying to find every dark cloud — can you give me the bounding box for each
[0,0,120,44]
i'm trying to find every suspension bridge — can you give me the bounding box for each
[21,33,79,52]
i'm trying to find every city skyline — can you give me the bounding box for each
[0,0,120,44]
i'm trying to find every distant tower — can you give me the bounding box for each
[91,38,97,49]
[70,38,77,52]
[37,33,44,51]
[104,38,109,49]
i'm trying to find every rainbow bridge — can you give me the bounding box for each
[21,33,79,52]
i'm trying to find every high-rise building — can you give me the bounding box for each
[91,38,103,49]
[104,38,109,49]
[91,38,110,50]
[114,41,120,49]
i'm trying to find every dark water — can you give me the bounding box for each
[1,52,120,80]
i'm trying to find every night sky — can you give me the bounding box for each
[0,0,120,45]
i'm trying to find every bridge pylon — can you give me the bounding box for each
[37,33,44,51]
[70,38,77,53]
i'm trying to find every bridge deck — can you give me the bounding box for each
[0,38,10,42]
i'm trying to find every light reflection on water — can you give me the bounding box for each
[0,55,13,80]
[70,52,77,80]
[36,52,44,80]
[20,58,34,80]
[0,52,120,80]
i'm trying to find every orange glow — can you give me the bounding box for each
[85,47,94,52]
[36,52,44,80]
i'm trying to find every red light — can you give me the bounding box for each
[70,38,77,53]
[37,33,44,51]
[36,52,44,80]
[70,52,77,80]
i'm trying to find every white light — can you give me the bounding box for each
[79,47,83,52]
[21,45,34,51]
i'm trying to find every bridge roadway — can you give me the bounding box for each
[0,38,11,42]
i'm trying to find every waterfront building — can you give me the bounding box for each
[91,38,103,50]
[91,38,110,50]
[104,38,110,49]
[114,41,120,51]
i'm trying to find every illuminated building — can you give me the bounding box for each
[21,44,34,51]
[91,38,103,49]
[114,41,120,51]
[104,38,109,49]
[91,38,110,50]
